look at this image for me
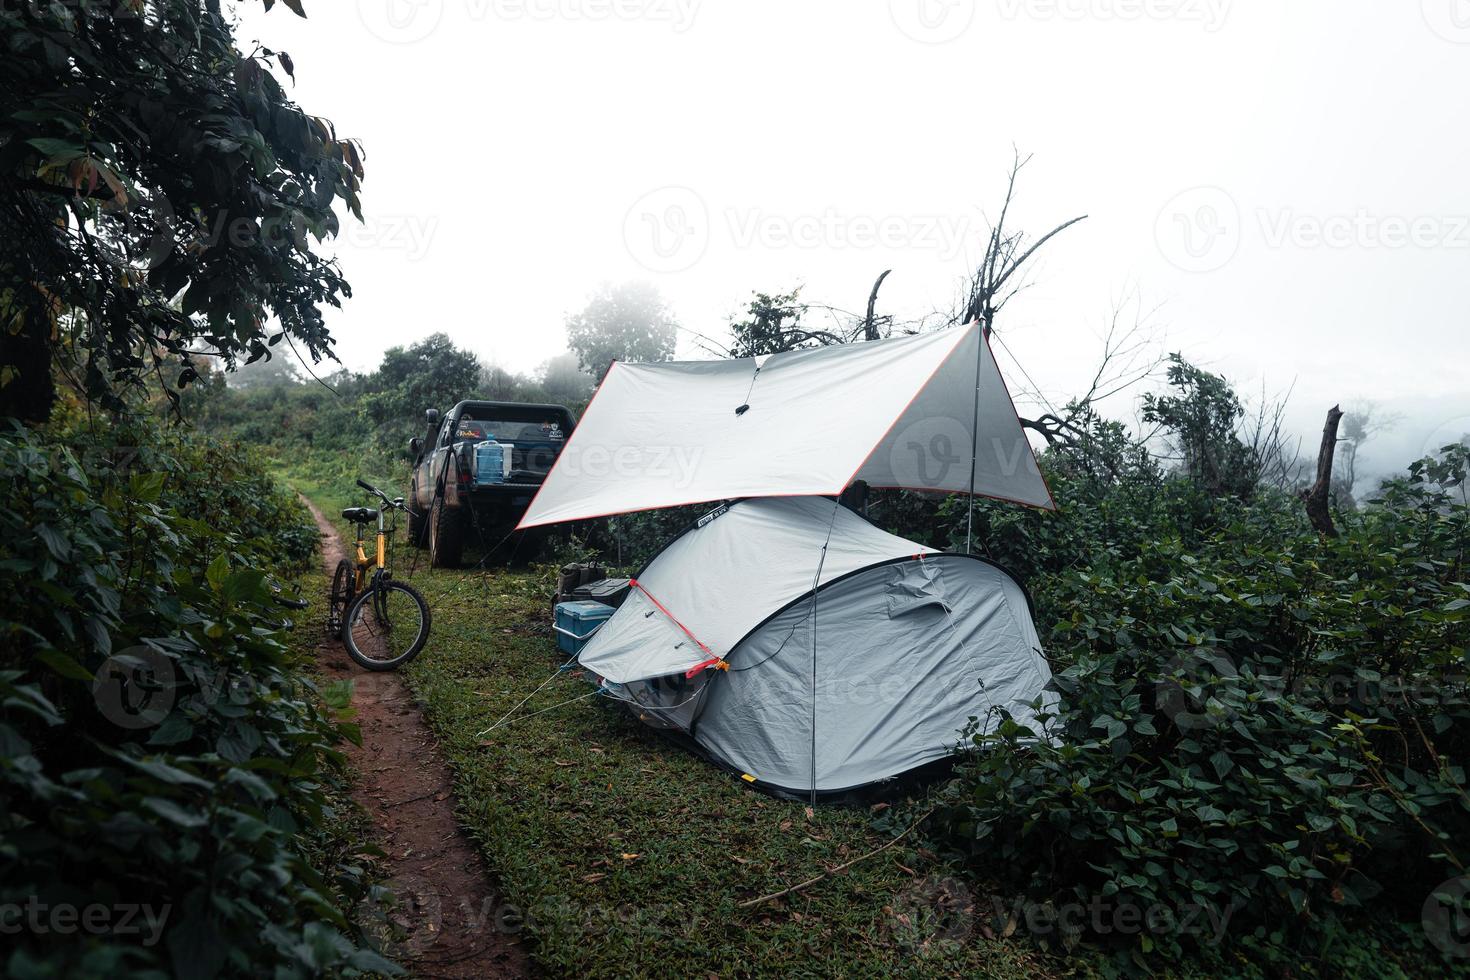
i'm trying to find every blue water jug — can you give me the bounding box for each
[473,440,506,485]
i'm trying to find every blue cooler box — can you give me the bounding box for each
[554,600,616,655]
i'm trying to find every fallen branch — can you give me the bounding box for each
[737,805,937,909]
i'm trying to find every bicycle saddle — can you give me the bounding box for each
[342,507,378,524]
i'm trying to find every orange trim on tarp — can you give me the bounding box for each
[629,579,718,675]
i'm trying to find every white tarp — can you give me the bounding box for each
[517,322,1053,529]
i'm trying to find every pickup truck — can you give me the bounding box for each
[407,400,576,567]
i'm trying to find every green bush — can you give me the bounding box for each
[0,421,395,978]
[929,442,1470,970]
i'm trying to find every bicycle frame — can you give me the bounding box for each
[351,508,392,591]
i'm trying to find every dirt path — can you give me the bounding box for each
[304,497,530,979]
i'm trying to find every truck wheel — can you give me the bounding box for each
[428,495,465,568]
[406,480,428,548]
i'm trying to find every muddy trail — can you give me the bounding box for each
[303,497,530,979]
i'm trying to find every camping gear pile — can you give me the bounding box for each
[529,321,1058,800]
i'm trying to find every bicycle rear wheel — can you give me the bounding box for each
[328,559,356,637]
[341,580,431,671]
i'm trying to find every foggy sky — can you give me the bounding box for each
[236,0,1470,484]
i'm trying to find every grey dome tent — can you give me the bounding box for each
[513,322,1058,799]
[578,495,1055,798]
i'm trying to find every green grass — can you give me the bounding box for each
[286,475,1060,978]
[288,468,1337,979]
[400,561,1059,978]
[278,465,1447,980]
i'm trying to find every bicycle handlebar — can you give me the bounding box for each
[357,478,404,510]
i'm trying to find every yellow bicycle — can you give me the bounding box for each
[328,479,431,671]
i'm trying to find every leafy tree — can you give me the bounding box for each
[728,288,821,357]
[1142,354,1260,498]
[481,361,534,401]
[226,353,304,390]
[928,430,1470,970]
[565,281,677,378]
[0,0,362,422]
[360,332,480,448]
[536,352,594,405]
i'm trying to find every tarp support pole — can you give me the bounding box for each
[809,495,843,805]
[965,320,982,554]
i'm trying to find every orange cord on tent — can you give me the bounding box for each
[629,579,728,678]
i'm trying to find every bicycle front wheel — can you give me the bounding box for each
[341,580,431,671]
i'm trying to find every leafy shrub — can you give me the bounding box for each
[0,421,395,978]
[929,443,1470,970]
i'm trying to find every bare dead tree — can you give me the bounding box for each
[1242,380,1308,493]
[1302,405,1345,536]
[949,150,1089,446]
[959,150,1087,337]
[995,289,1163,449]
[863,269,892,341]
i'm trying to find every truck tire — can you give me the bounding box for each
[406,479,428,548]
[428,494,465,568]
